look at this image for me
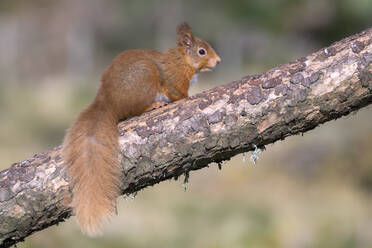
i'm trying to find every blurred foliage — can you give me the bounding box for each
[0,0,372,247]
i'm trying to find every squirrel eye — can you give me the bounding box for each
[198,48,206,56]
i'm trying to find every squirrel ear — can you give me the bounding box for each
[177,22,193,48]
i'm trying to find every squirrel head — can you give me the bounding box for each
[177,22,221,72]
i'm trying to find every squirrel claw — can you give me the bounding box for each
[145,101,168,112]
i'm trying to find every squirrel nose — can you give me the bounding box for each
[216,56,221,64]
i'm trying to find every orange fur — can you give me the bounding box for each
[62,22,221,235]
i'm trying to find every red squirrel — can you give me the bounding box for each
[62,22,221,235]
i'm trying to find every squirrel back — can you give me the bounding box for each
[62,22,221,235]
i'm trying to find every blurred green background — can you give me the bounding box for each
[1,0,372,247]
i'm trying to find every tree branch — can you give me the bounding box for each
[1,28,371,248]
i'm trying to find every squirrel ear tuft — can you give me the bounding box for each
[177,22,193,48]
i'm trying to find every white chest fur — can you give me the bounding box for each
[154,92,171,103]
[189,74,198,86]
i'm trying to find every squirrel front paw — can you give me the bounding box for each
[145,101,168,112]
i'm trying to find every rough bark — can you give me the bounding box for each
[1,28,372,248]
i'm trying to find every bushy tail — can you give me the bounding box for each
[62,105,121,235]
